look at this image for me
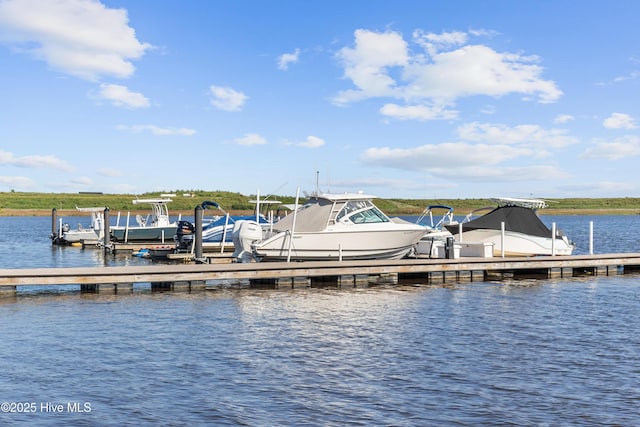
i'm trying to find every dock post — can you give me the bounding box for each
[103,207,111,253]
[311,275,339,287]
[548,268,562,278]
[0,286,17,297]
[457,270,472,282]
[151,282,173,292]
[471,270,485,281]
[190,280,207,291]
[172,281,191,292]
[195,205,203,260]
[116,283,133,293]
[338,275,355,287]
[589,221,594,255]
[51,208,58,241]
[80,283,116,293]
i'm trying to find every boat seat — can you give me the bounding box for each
[136,214,149,227]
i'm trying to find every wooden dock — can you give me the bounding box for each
[2,253,640,295]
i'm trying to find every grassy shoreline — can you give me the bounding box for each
[1,191,640,216]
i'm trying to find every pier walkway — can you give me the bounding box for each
[1,253,640,295]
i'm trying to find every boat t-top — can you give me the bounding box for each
[110,198,178,242]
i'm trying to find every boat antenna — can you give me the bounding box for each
[315,170,319,196]
[260,182,288,203]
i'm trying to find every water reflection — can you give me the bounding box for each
[0,272,639,424]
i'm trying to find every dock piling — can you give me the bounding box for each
[195,205,203,260]
[103,207,111,253]
[51,208,58,241]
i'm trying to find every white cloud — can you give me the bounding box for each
[71,176,93,185]
[597,71,640,86]
[603,112,636,129]
[327,177,439,193]
[468,28,501,38]
[98,84,149,108]
[0,150,72,171]
[285,135,325,148]
[234,133,267,146]
[480,105,496,115]
[557,181,636,195]
[210,85,248,112]
[361,142,572,182]
[554,114,575,124]
[360,120,579,183]
[333,28,561,118]
[404,45,560,103]
[0,0,152,81]
[427,165,570,181]
[380,103,458,121]
[116,124,196,136]
[97,168,122,177]
[456,122,579,148]
[413,29,468,56]
[362,142,533,171]
[580,135,640,160]
[277,48,300,70]
[333,29,409,104]
[0,175,34,189]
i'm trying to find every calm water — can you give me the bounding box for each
[1,215,640,425]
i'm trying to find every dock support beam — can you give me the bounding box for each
[80,283,133,293]
[151,281,207,292]
[311,275,339,287]
[272,277,310,288]
[81,283,113,293]
[0,286,17,297]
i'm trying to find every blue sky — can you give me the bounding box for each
[1,0,640,200]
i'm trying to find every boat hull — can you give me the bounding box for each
[61,230,101,244]
[454,229,574,256]
[253,228,425,261]
[110,226,177,242]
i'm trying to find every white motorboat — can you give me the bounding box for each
[51,206,106,245]
[444,197,575,256]
[110,198,178,242]
[232,192,426,261]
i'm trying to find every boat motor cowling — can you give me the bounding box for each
[232,220,263,263]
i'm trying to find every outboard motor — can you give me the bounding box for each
[174,220,195,251]
[232,220,263,262]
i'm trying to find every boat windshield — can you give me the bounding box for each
[335,200,389,224]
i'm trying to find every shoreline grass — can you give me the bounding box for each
[1,191,639,216]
